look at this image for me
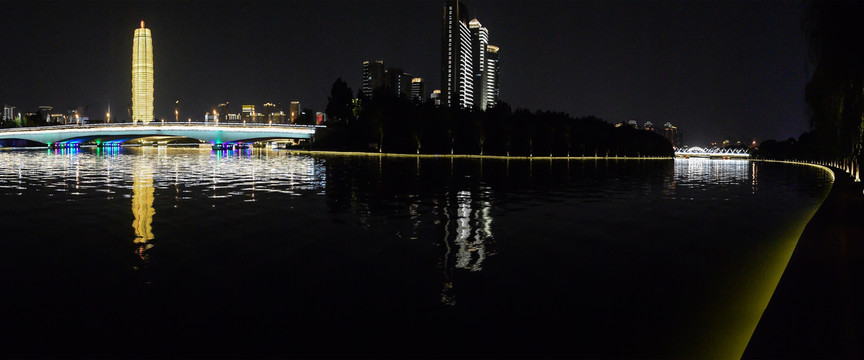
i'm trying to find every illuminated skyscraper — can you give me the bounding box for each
[362,60,385,98]
[132,21,154,124]
[441,0,472,109]
[469,19,488,109]
[410,78,425,102]
[484,45,500,108]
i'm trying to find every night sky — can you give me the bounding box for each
[0,0,809,146]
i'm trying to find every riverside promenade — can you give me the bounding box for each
[745,167,864,357]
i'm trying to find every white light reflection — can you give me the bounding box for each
[675,158,751,187]
[440,187,495,305]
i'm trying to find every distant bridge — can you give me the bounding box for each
[675,146,750,159]
[0,122,321,148]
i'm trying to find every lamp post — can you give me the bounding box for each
[106,112,110,123]
[213,110,218,125]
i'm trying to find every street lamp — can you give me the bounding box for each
[213,110,218,125]
[106,112,110,123]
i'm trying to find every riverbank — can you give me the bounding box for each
[288,149,674,160]
[744,166,864,357]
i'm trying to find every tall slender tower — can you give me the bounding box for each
[132,20,154,124]
[485,45,500,108]
[441,0,472,109]
[469,19,488,110]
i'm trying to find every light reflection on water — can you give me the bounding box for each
[0,147,832,358]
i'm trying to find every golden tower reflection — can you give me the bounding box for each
[132,161,155,267]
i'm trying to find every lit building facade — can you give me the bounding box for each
[643,121,656,133]
[385,67,414,98]
[289,101,300,123]
[362,60,386,98]
[263,102,284,124]
[410,78,425,102]
[242,105,256,122]
[441,0,473,109]
[470,19,488,109]
[431,89,442,106]
[363,60,421,99]
[484,45,500,108]
[3,105,15,122]
[442,2,499,110]
[217,102,230,123]
[132,21,154,124]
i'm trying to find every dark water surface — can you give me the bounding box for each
[0,147,831,358]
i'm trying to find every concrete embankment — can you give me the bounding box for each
[744,167,864,358]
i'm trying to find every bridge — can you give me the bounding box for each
[0,122,321,148]
[675,146,750,159]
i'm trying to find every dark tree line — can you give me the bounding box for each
[761,2,864,165]
[317,78,673,157]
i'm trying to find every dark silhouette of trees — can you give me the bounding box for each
[295,108,316,125]
[801,1,864,164]
[325,78,355,126]
[318,79,673,157]
[755,2,864,168]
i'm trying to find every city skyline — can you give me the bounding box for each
[0,0,809,145]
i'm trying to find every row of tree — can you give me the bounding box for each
[317,78,673,158]
[757,2,863,166]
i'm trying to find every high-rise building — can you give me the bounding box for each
[485,45,500,108]
[38,106,53,124]
[363,60,422,99]
[469,19,488,110]
[441,0,473,109]
[643,121,656,133]
[3,105,15,122]
[385,67,413,98]
[132,21,154,124]
[411,78,425,102]
[664,122,684,148]
[431,90,442,106]
[263,102,281,123]
[469,19,501,110]
[362,60,386,98]
[217,102,230,123]
[242,105,256,122]
[289,101,300,123]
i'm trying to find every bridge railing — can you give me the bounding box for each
[0,122,325,133]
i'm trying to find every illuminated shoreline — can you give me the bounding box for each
[286,149,676,160]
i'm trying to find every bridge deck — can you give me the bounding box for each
[0,122,322,145]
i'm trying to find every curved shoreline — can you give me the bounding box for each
[744,164,864,357]
[291,151,839,358]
